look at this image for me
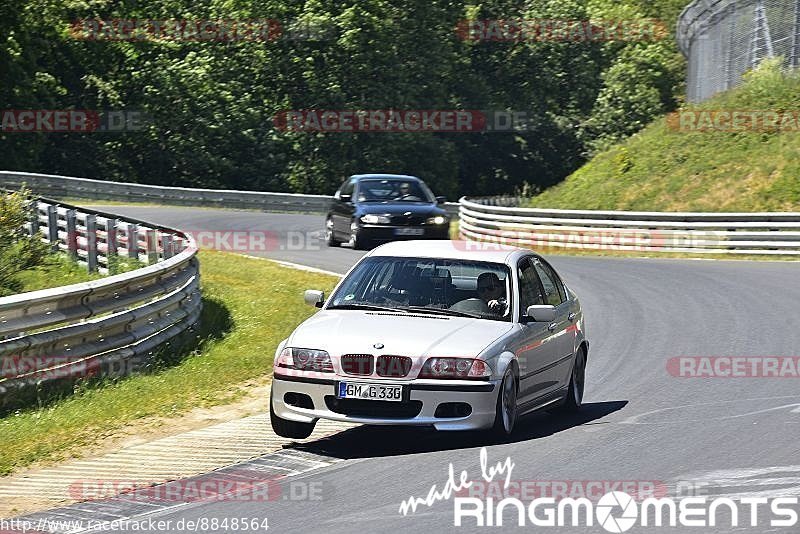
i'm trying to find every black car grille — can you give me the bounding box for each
[324,396,422,418]
[389,215,426,225]
[341,354,374,375]
[376,355,412,377]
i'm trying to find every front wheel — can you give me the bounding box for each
[348,222,367,250]
[270,391,316,439]
[490,368,517,437]
[560,347,586,413]
[325,218,340,247]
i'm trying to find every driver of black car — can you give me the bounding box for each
[394,182,421,201]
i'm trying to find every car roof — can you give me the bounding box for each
[350,174,422,182]
[366,240,531,265]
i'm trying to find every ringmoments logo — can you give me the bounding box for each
[398,448,800,530]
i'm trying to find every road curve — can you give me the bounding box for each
[57,206,800,532]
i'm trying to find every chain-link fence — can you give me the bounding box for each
[677,0,800,102]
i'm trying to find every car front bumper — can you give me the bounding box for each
[356,224,450,243]
[271,374,498,431]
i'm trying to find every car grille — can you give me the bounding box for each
[376,355,412,377]
[341,354,374,375]
[390,215,426,225]
[324,396,423,418]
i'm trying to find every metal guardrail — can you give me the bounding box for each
[0,171,461,217]
[0,196,201,409]
[458,197,800,255]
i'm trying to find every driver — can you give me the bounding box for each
[396,182,411,198]
[477,272,507,315]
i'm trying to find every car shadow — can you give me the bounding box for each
[289,400,627,460]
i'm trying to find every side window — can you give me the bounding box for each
[341,179,355,196]
[517,259,544,314]
[533,259,565,306]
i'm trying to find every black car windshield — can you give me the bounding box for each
[327,257,512,322]
[357,179,435,203]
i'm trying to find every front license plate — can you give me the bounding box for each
[337,382,403,402]
[394,228,424,236]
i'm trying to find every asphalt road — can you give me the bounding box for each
[37,206,800,532]
[87,204,367,274]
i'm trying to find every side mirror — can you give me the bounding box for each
[333,190,341,200]
[435,196,447,204]
[339,194,352,203]
[524,304,556,323]
[304,289,325,308]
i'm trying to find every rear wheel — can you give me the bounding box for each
[491,367,517,437]
[269,391,316,439]
[560,347,586,413]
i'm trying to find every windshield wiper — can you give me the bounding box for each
[327,303,407,313]
[399,306,483,319]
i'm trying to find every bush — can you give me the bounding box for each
[0,188,50,296]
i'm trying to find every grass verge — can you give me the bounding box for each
[525,60,800,212]
[0,249,339,475]
[14,254,100,292]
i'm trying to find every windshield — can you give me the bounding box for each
[357,179,435,203]
[328,257,512,321]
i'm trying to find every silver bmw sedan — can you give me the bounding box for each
[270,240,588,439]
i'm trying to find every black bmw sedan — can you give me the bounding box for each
[325,174,450,249]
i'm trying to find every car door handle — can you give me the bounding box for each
[548,322,558,331]
[568,312,577,321]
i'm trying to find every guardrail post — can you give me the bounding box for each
[145,229,159,264]
[126,223,138,259]
[161,234,174,259]
[47,204,59,251]
[105,218,118,259]
[86,214,98,272]
[29,201,40,237]
[65,208,78,260]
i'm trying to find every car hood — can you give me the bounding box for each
[288,310,513,360]
[356,202,446,216]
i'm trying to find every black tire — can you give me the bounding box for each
[491,367,518,437]
[560,347,586,413]
[325,218,340,247]
[269,391,316,439]
[348,223,367,250]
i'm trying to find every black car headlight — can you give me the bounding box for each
[426,215,448,225]
[360,214,391,224]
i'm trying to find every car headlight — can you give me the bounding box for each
[275,348,333,373]
[360,214,391,224]
[426,215,448,225]
[418,358,492,379]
